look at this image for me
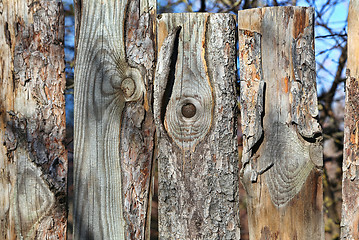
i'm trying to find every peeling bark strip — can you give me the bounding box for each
[341,1,359,239]
[0,1,67,239]
[238,7,324,239]
[74,0,156,239]
[155,13,240,239]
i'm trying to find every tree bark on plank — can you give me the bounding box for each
[238,7,324,240]
[341,1,359,239]
[73,0,156,239]
[0,1,67,239]
[154,13,240,239]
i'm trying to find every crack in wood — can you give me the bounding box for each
[154,26,181,136]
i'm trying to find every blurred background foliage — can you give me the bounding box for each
[63,0,349,239]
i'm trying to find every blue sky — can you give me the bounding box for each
[299,0,348,97]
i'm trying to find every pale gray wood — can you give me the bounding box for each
[74,0,156,239]
[0,1,67,239]
[238,7,324,239]
[155,13,240,239]
[341,1,359,239]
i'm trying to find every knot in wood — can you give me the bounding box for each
[120,77,136,98]
[181,103,196,118]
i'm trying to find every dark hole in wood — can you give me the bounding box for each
[161,27,181,125]
[181,103,196,118]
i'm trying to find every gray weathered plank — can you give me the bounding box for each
[341,1,359,239]
[74,0,156,239]
[155,13,240,239]
[0,1,67,239]
[238,7,324,239]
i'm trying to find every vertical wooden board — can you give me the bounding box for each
[342,1,359,239]
[154,13,240,239]
[0,1,67,239]
[238,7,324,240]
[73,0,156,239]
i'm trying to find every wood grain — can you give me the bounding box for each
[155,13,240,239]
[341,1,359,239]
[238,7,324,239]
[74,0,156,239]
[0,1,67,239]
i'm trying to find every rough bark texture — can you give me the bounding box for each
[73,0,156,239]
[341,1,359,239]
[155,13,240,239]
[0,1,67,239]
[238,7,324,239]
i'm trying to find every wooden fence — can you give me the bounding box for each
[0,0,358,239]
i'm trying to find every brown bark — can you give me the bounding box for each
[341,1,359,239]
[238,7,324,239]
[154,13,240,239]
[0,1,67,239]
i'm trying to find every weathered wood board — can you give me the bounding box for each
[155,13,240,239]
[74,0,156,239]
[0,1,67,239]
[238,7,324,239]
[341,1,359,239]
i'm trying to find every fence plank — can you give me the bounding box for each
[341,1,359,239]
[238,7,324,239]
[74,0,156,239]
[0,1,67,239]
[154,13,240,239]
